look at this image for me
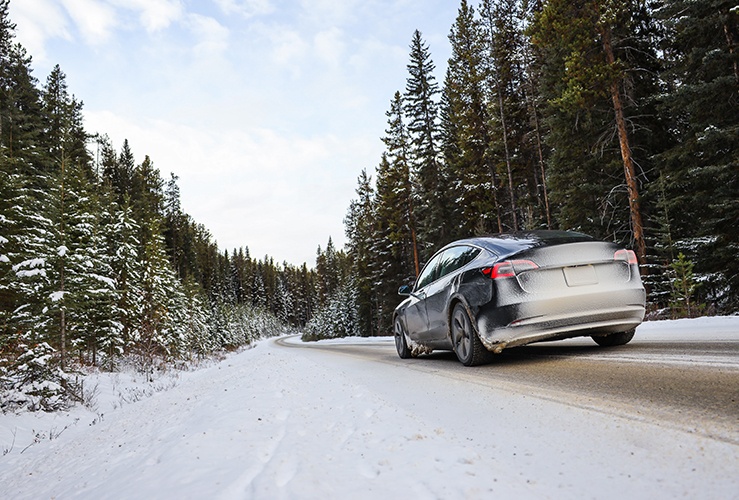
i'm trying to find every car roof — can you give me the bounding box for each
[444,230,596,257]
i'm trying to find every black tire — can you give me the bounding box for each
[450,303,490,366]
[591,329,635,347]
[394,316,412,359]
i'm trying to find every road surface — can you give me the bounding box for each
[279,331,739,445]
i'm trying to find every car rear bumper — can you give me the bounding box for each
[475,286,646,351]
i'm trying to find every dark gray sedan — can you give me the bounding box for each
[393,231,646,366]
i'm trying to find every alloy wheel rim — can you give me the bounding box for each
[394,319,403,351]
[453,308,471,360]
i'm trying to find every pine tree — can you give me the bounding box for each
[404,30,448,255]
[104,138,136,204]
[9,167,58,353]
[0,157,17,334]
[37,64,99,368]
[136,218,182,363]
[58,160,120,366]
[655,0,739,312]
[443,0,503,236]
[382,91,419,276]
[530,0,661,262]
[344,169,377,336]
[480,0,522,230]
[274,273,292,324]
[315,237,341,307]
[669,252,701,319]
[109,200,144,349]
[1,44,44,164]
[371,154,410,335]
[0,0,11,51]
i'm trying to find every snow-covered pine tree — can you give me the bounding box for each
[57,160,120,367]
[109,200,144,350]
[136,218,181,363]
[180,276,211,358]
[344,169,376,336]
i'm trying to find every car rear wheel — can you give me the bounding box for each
[394,317,412,359]
[450,303,490,366]
[591,329,635,347]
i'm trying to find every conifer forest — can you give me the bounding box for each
[1,0,737,409]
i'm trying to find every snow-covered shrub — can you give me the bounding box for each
[0,342,82,412]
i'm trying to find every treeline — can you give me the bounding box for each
[0,1,342,411]
[343,0,738,337]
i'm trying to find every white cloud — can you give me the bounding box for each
[61,0,117,45]
[9,0,71,61]
[187,14,230,58]
[110,0,184,33]
[298,0,358,26]
[347,37,406,74]
[213,0,274,18]
[268,27,309,69]
[313,27,345,67]
[11,0,185,56]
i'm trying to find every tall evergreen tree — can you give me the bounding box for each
[654,0,739,311]
[381,91,418,277]
[443,0,503,236]
[480,0,522,230]
[1,44,44,164]
[63,168,120,366]
[404,30,448,255]
[315,237,341,307]
[109,200,143,348]
[103,138,135,204]
[345,169,376,336]
[371,154,408,335]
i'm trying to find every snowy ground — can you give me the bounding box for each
[1,317,738,499]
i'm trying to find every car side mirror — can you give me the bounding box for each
[398,285,412,296]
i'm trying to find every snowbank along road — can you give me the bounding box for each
[1,317,738,499]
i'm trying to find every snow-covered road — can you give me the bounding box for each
[1,317,738,499]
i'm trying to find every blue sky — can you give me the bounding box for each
[10,0,458,266]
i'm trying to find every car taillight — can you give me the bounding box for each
[614,249,638,265]
[481,260,539,279]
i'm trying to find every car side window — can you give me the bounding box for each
[415,253,442,290]
[438,246,480,279]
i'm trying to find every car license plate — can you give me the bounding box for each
[563,265,597,287]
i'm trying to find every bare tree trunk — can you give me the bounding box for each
[601,25,647,270]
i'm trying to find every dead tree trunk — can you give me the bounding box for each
[601,24,647,270]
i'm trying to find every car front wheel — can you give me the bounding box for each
[394,316,411,359]
[450,303,490,366]
[591,329,635,347]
